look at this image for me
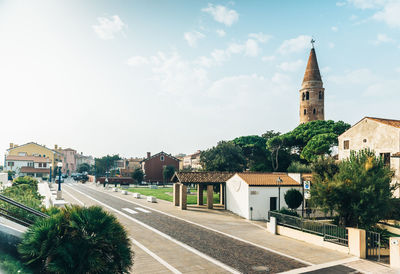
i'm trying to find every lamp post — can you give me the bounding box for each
[276,176,283,211]
[56,162,63,200]
[49,164,52,183]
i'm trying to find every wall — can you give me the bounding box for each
[338,118,400,196]
[0,173,7,186]
[8,143,61,167]
[248,186,303,220]
[143,153,179,182]
[226,174,249,219]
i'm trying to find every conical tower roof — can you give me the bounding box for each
[302,48,321,83]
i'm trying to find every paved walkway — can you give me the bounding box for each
[62,182,396,273]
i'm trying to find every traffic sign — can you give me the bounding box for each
[304,181,311,190]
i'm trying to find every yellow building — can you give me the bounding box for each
[7,142,62,168]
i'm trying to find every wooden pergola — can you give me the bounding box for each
[171,172,234,210]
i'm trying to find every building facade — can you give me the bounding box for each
[5,155,50,178]
[58,147,77,175]
[338,117,400,197]
[141,152,180,183]
[299,45,325,124]
[182,150,202,171]
[6,142,62,168]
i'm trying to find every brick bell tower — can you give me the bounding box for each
[299,40,325,124]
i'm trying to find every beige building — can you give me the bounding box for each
[338,117,400,196]
[7,142,62,168]
[182,150,202,171]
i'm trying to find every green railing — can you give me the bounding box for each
[268,211,348,246]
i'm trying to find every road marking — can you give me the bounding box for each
[67,185,240,274]
[135,207,151,213]
[63,188,85,206]
[122,208,138,214]
[130,237,182,274]
[80,184,313,266]
[279,257,360,274]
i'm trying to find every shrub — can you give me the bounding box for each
[287,161,312,173]
[284,189,303,210]
[278,207,300,217]
[18,205,134,273]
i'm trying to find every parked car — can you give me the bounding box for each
[62,174,68,178]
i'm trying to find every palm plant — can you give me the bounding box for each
[18,205,134,273]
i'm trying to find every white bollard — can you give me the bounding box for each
[268,216,277,235]
[147,196,157,203]
[113,187,118,192]
[122,190,128,195]
[133,193,141,199]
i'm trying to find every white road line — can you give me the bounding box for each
[67,185,240,274]
[278,257,360,274]
[79,184,314,266]
[135,207,151,213]
[63,188,85,206]
[130,237,182,274]
[122,208,138,214]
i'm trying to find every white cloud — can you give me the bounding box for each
[126,56,149,67]
[331,26,339,32]
[336,2,346,6]
[348,0,386,10]
[248,32,272,43]
[277,60,304,72]
[92,15,126,40]
[328,68,377,85]
[262,55,275,62]
[278,35,312,55]
[216,29,226,37]
[244,39,260,57]
[373,2,400,28]
[372,33,394,45]
[211,49,230,63]
[396,67,400,73]
[194,56,214,68]
[202,4,239,26]
[349,14,358,20]
[183,31,205,47]
[328,42,335,49]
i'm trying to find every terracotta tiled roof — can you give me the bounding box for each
[366,117,400,129]
[302,48,322,83]
[20,167,50,174]
[301,173,313,181]
[391,152,400,158]
[6,155,51,163]
[172,172,234,183]
[236,173,301,186]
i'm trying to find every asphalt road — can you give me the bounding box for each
[66,183,306,274]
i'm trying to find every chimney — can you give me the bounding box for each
[9,143,13,149]
[147,152,151,159]
[55,144,58,150]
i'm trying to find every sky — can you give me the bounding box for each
[0,0,399,159]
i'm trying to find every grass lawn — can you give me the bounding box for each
[127,187,220,205]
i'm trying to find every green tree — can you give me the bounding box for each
[163,166,175,183]
[18,205,134,273]
[287,161,312,173]
[310,149,395,228]
[284,189,303,210]
[77,163,90,173]
[232,135,272,171]
[200,141,246,172]
[94,155,121,176]
[132,168,144,184]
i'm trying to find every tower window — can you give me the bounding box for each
[302,93,305,101]
[313,108,316,114]
[319,91,322,100]
[304,109,307,115]
[344,140,349,150]
[306,91,309,100]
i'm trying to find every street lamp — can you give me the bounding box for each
[49,164,53,183]
[57,162,63,199]
[276,176,283,211]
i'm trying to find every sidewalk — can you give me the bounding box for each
[82,183,396,273]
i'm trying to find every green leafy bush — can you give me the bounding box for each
[278,207,299,217]
[284,189,303,210]
[287,161,312,173]
[18,205,134,273]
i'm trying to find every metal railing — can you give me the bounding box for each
[366,230,381,262]
[0,194,49,227]
[268,211,348,246]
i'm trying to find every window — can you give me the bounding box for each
[380,153,391,166]
[304,109,307,115]
[7,162,14,167]
[313,108,316,114]
[363,139,367,143]
[43,163,47,168]
[319,91,322,100]
[344,140,350,150]
[302,93,305,101]
[39,163,42,167]
[270,197,277,211]
[306,91,309,100]
[160,155,165,161]
[27,162,34,167]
